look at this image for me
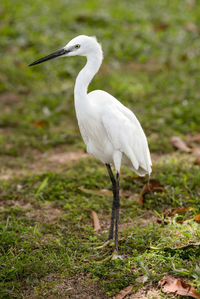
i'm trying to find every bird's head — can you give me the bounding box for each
[29,35,102,66]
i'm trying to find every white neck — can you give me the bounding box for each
[74,48,103,107]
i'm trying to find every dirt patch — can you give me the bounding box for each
[26,204,63,223]
[0,92,21,114]
[0,199,63,223]
[23,275,109,299]
[24,275,161,299]
[0,148,192,181]
[37,149,89,173]
[0,199,33,211]
[48,150,89,164]
[0,149,89,180]
[128,210,156,227]
[128,287,161,299]
[51,278,109,299]
[0,92,19,105]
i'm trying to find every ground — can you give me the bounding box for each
[0,0,200,298]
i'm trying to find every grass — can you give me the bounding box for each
[0,0,200,297]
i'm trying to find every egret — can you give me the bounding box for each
[29,35,152,256]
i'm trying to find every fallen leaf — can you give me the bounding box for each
[194,156,200,165]
[170,136,191,152]
[156,207,193,225]
[195,214,200,223]
[138,179,164,205]
[154,23,169,31]
[167,207,192,217]
[114,285,133,299]
[91,210,101,231]
[32,120,48,128]
[159,276,200,299]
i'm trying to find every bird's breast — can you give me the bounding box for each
[78,117,113,163]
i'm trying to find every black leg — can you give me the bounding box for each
[106,164,117,240]
[114,172,120,252]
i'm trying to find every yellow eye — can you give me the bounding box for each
[75,44,80,49]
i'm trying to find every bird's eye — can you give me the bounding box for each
[75,44,80,49]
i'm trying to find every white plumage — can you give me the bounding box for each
[71,35,152,176]
[29,35,152,255]
[86,90,151,176]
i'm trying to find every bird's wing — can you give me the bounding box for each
[102,102,152,174]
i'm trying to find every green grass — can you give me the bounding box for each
[0,158,200,297]
[0,0,200,297]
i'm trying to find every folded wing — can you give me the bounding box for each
[102,101,152,176]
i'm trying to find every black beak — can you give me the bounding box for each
[29,48,69,66]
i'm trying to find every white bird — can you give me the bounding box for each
[29,35,152,255]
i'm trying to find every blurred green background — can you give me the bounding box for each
[1,0,200,156]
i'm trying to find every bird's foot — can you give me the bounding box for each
[95,249,123,263]
[94,239,114,250]
[111,249,123,260]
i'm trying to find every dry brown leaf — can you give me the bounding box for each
[170,136,191,152]
[114,285,133,299]
[138,179,164,205]
[194,156,200,165]
[154,23,169,31]
[32,120,48,128]
[91,210,101,231]
[168,207,192,217]
[195,214,200,223]
[159,276,200,299]
[156,207,192,225]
